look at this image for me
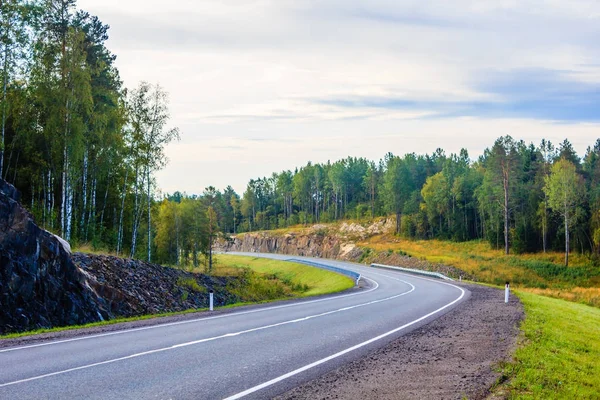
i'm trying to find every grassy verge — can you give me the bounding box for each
[495,291,600,399]
[208,254,354,298]
[0,307,209,340]
[360,236,600,307]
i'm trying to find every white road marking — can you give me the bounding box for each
[0,274,379,354]
[223,279,466,400]
[0,278,414,388]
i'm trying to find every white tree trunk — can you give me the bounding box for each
[117,168,129,255]
[80,149,88,233]
[1,42,8,174]
[147,165,151,262]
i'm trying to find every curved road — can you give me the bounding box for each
[0,254,469,399]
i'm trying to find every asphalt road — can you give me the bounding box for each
[0,254,469,400]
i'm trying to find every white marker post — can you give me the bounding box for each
[209,290,214,311]
[505,282,510,303]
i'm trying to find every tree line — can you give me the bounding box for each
[1,0,179,261]
[3,2,599,269]
[191,136,599,266]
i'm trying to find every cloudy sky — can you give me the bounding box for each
[78,0,600,195]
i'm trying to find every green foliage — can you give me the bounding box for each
[505,258,593,285]
[544,158,586,265]
[227,136,599,264]
[358,247,373,263]
[176,277,206,293]
[1,2,180,261]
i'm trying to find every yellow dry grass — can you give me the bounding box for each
[360,235,599,307]
[522,287,600,308]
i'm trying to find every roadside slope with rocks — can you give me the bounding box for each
[0,178,238,335]
[73,253,237,318]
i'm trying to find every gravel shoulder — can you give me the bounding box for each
[276,283,524,400]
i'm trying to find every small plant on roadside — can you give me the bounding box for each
[177,277,206,293]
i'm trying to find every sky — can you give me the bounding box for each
[78,0,600,195]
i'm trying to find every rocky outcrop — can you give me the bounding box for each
[220,219,396,260]
[219,219,473,280]
[0,180,107,335]
[221,231,362,260]
[73,253,238,317]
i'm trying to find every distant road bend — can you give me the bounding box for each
[0,254,468,400]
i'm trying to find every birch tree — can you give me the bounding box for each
[140,82,179,262]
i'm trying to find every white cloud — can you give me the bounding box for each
[77,0,600,195]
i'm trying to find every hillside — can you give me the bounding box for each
[221,218,600,307]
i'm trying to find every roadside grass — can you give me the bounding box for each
[207,254,354,298]
[0,307,210,340]
[495,291,600,399]
[71,243,116,256]
[360,235,600,307]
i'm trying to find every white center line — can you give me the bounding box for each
[0,272,379,354]
[223,278,466,400]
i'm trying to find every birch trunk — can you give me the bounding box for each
[99,176,109,230]
[565,206,570,267]
[117,167,129,255]
[147,165,151,262]
[80,149,88,235]
[130,166,141,257]
[1,42,8,174]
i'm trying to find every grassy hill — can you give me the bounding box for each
[359,235,599,307]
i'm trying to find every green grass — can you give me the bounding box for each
[215,254,354,298]
[495,291,600,399]
[176,277,207,293]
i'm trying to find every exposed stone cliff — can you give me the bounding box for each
[0,179,107,334]
[219,219,397,260]
[219,219,472,280]
[73,253,237,317]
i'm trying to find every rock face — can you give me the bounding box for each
[0,180,107,334]
[221,231,362,260]
[219,220,396,260]
[219,219,472,280]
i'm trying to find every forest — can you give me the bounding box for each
[2,1,600,269]
[205,137,600,266]
[1,0,180,261]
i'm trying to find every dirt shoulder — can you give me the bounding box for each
[276,283,524,400]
